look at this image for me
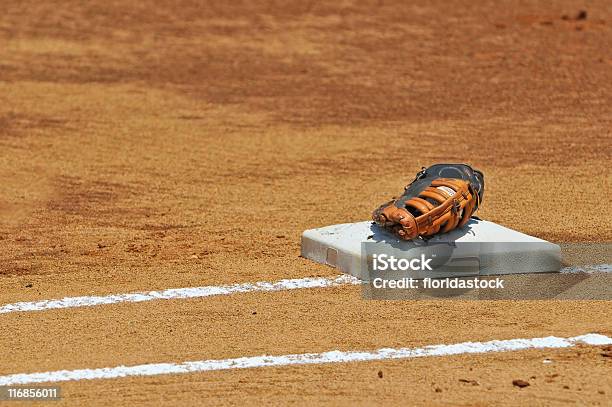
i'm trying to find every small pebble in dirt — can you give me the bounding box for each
[434,387,442,393]
[512,379,530,388]
[252,311,257,315]
[562,10,588,21]
[377,370,383,378]
[25,283,33,288]
[563,385,570,389]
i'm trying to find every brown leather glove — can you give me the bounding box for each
[372,164,483,240]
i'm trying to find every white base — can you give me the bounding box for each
[301,219,561,280]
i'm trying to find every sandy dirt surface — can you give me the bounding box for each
[1,0,611,405]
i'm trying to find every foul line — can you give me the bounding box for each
[0,264,608,315]
[0,275,360,315]
[0,334,610,385]
[560,264,611,274]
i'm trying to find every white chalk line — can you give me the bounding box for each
[1,333,610,385]
[559,264,612,274]
[0,275,361,315]
[1,264,610,315]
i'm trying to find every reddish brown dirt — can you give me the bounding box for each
[0,0,611,405]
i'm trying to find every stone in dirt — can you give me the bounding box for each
[512,379,530,388]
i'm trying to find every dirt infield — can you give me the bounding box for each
[1,0,611,405]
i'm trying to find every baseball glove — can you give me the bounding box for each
[372,164,484,240]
